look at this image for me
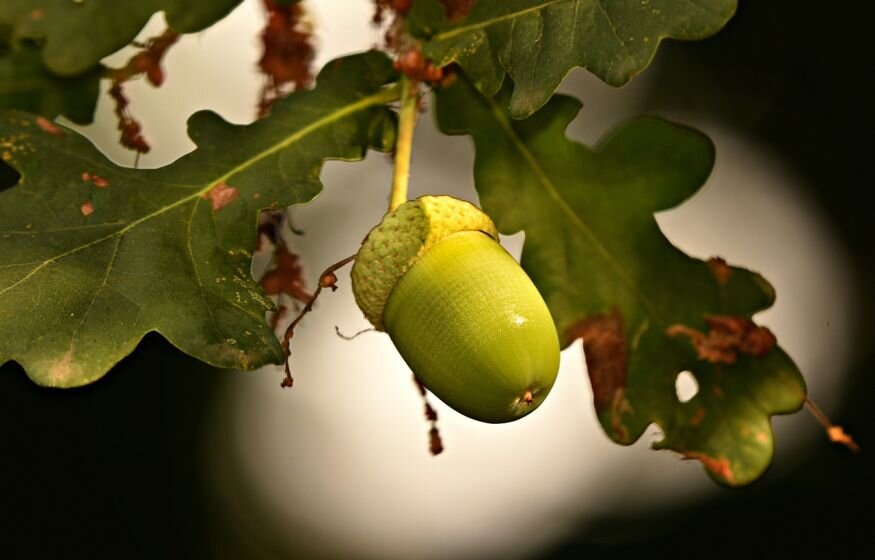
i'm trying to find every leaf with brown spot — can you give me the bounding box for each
[205,182,240,211]
[81,172,110,188]
[0,52,398,388]
[566,309,626,415]
[680,451,735,485]
[436,76,806,486]
[35,117,64,138]
[667,315,777,364]
[79,200,94,216]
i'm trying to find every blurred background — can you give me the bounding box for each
[1,1,872,558]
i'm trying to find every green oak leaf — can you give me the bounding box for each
[0,0,243,76]
[0,43,100,123]
[435,76,806,486]
[411,0,737,118]
[0,52,398,387]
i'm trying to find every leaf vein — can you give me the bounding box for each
[70,234,122,345]
[484,93,663,322]
[593,0,629,57]
[433,0,571,42]
[0,87,395,298]
[186,197,222,337]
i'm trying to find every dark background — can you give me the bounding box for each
[2,1,872,558]
[545,1,874,557]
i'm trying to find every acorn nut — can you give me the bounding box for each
[351,196,560,423]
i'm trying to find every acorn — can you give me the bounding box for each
[351,195,560,423]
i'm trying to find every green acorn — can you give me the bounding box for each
[351,195,560,423]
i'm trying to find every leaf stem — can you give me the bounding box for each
[804,397,860,452]
[389,75,419,212]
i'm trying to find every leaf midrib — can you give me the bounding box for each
[430,0,730,43]
[0,86,399,297]
[482,92,664,324]
[431,0,570,42]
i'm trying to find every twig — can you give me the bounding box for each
[280,255,356,388]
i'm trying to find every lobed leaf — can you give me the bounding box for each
[0,51,398,387]
[435,75,806,485]
[0,44,100,123]
[0,0,244,76]
[411,0,737,118]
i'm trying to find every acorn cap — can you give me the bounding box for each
[351,195,499,330]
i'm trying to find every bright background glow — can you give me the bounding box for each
[61,1,857,558]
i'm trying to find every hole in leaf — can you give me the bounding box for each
[675,371,699,403]
[0,159,20,193]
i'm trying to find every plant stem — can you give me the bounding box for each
[389,75,419,212]
[804,397,860,452]
[280,254,356,388]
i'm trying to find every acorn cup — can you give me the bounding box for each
[351,195,560,423]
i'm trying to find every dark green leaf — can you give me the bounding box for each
[0,52,398,387]
[0,45,100,123]
[0,0,243,76]
[435,76,806,486]
[412,0,737,118]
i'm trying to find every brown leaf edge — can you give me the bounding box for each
[566,306,790,484]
